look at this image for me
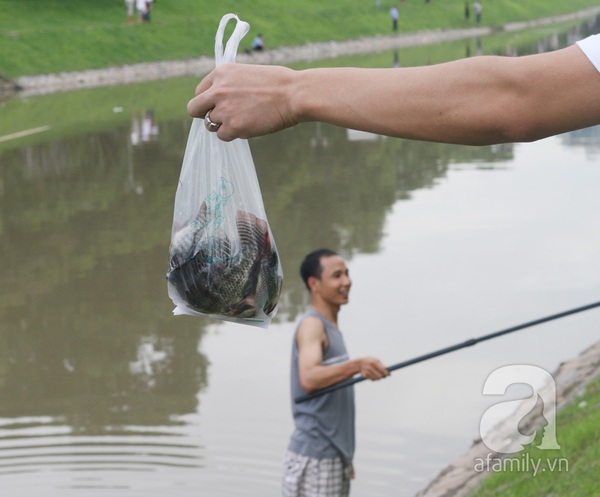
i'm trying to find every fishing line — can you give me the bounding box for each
[294,300,600,404]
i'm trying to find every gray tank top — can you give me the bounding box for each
[288,310,355,462]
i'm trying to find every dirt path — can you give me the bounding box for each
[13,6,600,97]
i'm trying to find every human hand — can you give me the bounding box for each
[357,357,389,381]
[187,63,298,141]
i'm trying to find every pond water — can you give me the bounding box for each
[1,20,600,497]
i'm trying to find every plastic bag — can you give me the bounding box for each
[166,14,283,328]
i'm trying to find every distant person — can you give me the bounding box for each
[464,1,470,23]
[125,0,135,24]
[136,0,149,23]
[474,1,482,24]
[282,249,389,497]
[136,0,147,23]
[252,34,265,51]
[390,6,399,32]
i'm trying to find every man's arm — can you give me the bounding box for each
[188,44,600,144]
[296,316,389,394]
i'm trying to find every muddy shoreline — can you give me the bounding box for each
[12,6,600,97]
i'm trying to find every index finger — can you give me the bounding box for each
[194,71,214,96]
[187,91,213,120]
[376,361,391,377]
[185,72,216,118]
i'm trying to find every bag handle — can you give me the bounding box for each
[215,13,250,66]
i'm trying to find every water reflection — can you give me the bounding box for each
[0,118,209,484]
[2,118,508,323]
[129,110,159,147]
[1,17,599,496]
[561,124,600,159]
[0,103,514,488]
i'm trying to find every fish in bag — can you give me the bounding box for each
[166,14,283,328]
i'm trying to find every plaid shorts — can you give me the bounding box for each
[282,450,351,497]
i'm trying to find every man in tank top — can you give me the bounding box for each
[282,249,389,497]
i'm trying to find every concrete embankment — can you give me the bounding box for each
[12,6,600,97]
[13,26,491,97]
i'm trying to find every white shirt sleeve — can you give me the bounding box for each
[576,34,600,73]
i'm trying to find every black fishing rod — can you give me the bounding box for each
[294,300,600,404]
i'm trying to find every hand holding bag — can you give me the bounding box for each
[167,14,283,328]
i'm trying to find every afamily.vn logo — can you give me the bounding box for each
[473,452,569,476]
[479,365,561,454]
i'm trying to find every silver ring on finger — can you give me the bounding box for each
[204,109,221,132]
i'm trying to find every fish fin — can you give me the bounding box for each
[236,210,269,253]
[226,295,257,318]
[196,201,209,228]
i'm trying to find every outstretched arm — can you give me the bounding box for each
[188,44,600,145]
[296,316,389,394]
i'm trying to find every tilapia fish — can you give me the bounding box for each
[167,203,282,319]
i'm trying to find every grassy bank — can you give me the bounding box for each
[470,372,600,497]
[0,20,584,153]
[2,0,600,77]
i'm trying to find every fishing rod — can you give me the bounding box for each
[294,300,600,404]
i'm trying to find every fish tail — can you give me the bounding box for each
[236,210,270,253]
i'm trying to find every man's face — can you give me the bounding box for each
[314,255,352,306]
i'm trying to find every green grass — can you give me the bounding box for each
[469,374,600,497]
[1,0,600,77]
[0,18,588,154]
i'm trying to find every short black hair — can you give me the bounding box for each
[300,248,338,290]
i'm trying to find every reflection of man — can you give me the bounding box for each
[283,249,389,497]
[473,1,482,23]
